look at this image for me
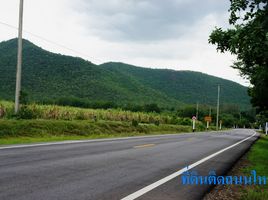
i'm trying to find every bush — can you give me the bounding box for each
[196,122,206,131]
[75,111,86,120]
[0,104,6,118]
[132,119,139,127]
[170,115,179,125]
[16,105,40,119]
[181,118,192,126]
[16,105,38,119]
[19,91,29,105]
[154,120,160,126]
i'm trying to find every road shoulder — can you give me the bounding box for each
[204,133,268,200]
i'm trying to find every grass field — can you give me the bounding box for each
[241,133,268,200]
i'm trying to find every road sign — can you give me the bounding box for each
[204,116,212,122]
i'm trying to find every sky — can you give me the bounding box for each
[0,0,249,86]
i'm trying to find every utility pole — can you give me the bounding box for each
[216,85,220,131]
[15,0,24,113]
[196,102,199,120]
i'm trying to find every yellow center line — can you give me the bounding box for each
[187,137,195,141]
[133,144,156,149]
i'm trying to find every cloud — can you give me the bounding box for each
[73,0,230,42]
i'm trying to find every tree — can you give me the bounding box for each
[143,103,161,113]
[19,91,29,105]
[209,0,268,112]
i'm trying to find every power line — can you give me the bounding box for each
[0,21,17,29]
[0,20,96,62]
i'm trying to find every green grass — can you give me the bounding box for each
[241,134,268,200]
[0,119,194,145]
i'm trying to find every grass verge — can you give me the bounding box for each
[204,133,268,200]
[0,119,194,145]
[240,133,268,200]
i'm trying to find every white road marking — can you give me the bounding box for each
[121,131,257,200]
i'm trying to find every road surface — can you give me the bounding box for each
[0,129,258,200]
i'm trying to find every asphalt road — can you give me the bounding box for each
[0,129,258,200]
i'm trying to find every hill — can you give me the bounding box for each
[0,38,250,109]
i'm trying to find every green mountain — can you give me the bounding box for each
[0,38,250,108]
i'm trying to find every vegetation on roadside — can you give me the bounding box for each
[240,134,268,200]
[0,100,223,145]
[0,100,256,129]
[0,100,208,145]
[0,119,198,145]
[0,101,193,126]
[210,10,268,197]
[209,1,268,195]
[0,87,255,146]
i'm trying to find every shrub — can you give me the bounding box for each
[181,118,192,126]
[154,120,160,126]
[132,119,139,127]
[75,111,86,120]
[16,105,40,119]
[170,115,179,125]
[0,104,6,118]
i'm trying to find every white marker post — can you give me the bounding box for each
[265,122,268,136]
[192,116,196,132]
[206,121,209,130]
[219,120,222,130]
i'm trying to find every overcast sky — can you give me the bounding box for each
[0,0,249,86]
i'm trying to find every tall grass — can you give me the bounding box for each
[241,134,268,200]
[0,101,194,126]
[0,101,212,145]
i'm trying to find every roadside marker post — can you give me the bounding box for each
[219,120,222,130]
[265,122,268,136]
[192,116,196,132]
